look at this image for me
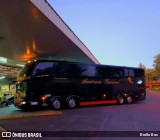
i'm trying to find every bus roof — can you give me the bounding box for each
[26,60,144,70]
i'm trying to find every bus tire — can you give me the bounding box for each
[126,94,133,104]
[67,96,78,109]
[117,94,125,105]
[51,97,62,110]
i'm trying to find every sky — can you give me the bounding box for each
[47,0,160,68]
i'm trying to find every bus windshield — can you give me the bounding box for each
[16,81,27,92]
[19,61,36,77]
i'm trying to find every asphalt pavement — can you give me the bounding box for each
[0,92,160,140]
[0,104,62,120]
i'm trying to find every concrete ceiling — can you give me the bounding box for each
[0,0,99,64]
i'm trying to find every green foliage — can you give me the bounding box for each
[144,53,160,91]
[153,53,160,80]
[145,68,158,81]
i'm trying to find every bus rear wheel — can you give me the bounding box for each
[51,98,62,110]
[117,95,125,105]
[126,94,133,104]
[67,96,78,109]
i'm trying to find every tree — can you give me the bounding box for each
[145,68,157,81]
[153,53,160,80]
[138,63,146,69]
[145,68,158,91]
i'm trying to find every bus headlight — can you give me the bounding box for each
[21,101,26,105]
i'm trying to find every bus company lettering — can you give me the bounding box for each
[81,78,102,84]
[105,79,120,84]
[53,77,69,83]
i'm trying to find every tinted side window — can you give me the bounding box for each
[69,64,85,76]
[124,69,128,77]
[98,67,112,77]
[80,65,97,77]
[53,63,63,76]
[53,63,70,76]
[99,67,123,78]
[56,63,83,76]
[53,63,75,76]
[114,68,123,77]
[54,63,94,77]
[129,69,134,77]
[134,69,144,77]
[64,63,85,76]
[124,69,134,77]
[32,62,54,76]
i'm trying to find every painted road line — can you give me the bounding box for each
[0,111,62,120]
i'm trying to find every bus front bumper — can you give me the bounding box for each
[14,98,39,107]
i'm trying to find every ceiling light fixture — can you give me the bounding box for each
[0,76,5,80]
[16,64,24,67]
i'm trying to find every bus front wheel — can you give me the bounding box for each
[126,94,133,104]
[51,98,62,110]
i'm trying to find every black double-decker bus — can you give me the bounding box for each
[12,60,146,110]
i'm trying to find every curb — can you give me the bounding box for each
[0,111,62,120]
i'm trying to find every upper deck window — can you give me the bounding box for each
[129,69,134,77]
[80,65,97,77]
[99,67,123,78]
[53,63,98,77]
[124,69,135,77]
[32,62,54,76]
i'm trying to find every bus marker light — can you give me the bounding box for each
[102,94,107,99]
[80,100,117,106]
[41,96,47,102]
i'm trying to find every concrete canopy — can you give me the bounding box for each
[0,0,99,65]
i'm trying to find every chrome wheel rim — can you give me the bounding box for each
[119,97,124,104]
[69,99,76,108]
[127,96,132,104]
[53,100,60,110]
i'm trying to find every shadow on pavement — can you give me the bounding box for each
[0,104,62,120]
